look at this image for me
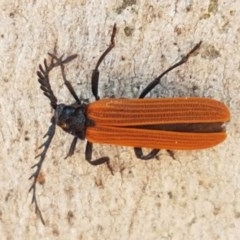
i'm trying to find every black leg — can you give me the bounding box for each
[166,150,175,159]
[85,141,109,165]
[65,137,78,159]
[85,141,113,174]
[91,24,117,100]
[139,41,202,98]
[134,42,202,159]
[134,148,160,160]
[48,53,80,103]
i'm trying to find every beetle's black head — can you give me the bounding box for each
[55,103,86,139]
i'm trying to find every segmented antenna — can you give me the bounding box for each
[29,53,77,224]
[29,117,56,225]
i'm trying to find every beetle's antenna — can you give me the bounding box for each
[30,54,79,224]
[37,59,58,109]
[29,117,56,225]
[37,53,78,108]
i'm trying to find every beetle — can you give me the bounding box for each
[29,24,230,224]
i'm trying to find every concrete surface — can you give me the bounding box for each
[0,0,239,239]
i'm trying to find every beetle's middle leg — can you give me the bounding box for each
[85,141,113,174]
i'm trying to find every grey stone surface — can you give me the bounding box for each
[0,1,239,239]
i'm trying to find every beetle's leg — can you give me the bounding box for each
[59,57,81,104]
[134,42,202,160]
[139,41,202,98]
[166,150,175,159]
[134,148,160,160]
[48,53,80,104]
[92,24,117,100]
[85,141,113,174]
[65,137,78,159]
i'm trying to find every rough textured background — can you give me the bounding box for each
[0,0,239,239]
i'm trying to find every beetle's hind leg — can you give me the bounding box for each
[166,150,175,159]
[134,148,175,160]
[134,148,160,160]
[133,42,202,160]
[139,41,201,98]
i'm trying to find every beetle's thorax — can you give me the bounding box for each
[55,103,87,139]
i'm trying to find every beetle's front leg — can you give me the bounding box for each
[48,53,80,103]
[65,137,78,159]
[91,24,117,100]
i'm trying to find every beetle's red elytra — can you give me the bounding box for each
[86,98,229,150]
